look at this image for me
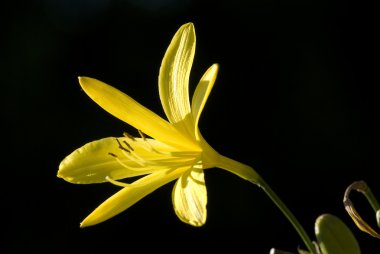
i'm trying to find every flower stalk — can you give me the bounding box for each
[217,156,317,254]
[258,179,317,254]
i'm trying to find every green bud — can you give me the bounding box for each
[315,214,360,254]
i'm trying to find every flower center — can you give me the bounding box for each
[105,130,201,187]
[108,132,169,169]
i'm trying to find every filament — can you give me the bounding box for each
[105,176,129,187]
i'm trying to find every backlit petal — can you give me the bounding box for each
[58,137,197,184]
[172,167,207,226]
[80,166,190,227]
[78,77,198,150]
[58,137,151,184]
[159,23,195,137]
[191,64,218,140]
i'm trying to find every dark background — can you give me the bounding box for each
[2,0,379,253]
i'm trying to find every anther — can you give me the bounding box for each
[138,129,146,141]
[108,152,118,158]
[123,132,136,141]
[123,140,134,151]
[116,138,130,153]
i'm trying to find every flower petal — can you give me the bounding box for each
[78,76,198,150]
[159,22,195,137]
[172,167,207,226]
[58,137,150,184]
[58,137,197,184]
[80,166,189,227]
[191,64,219,140]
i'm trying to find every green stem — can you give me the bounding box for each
[363,185,380,214]
[258,178,317,254]
[217,155,317,254]
[361,183,380,228]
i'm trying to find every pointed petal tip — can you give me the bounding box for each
[78,76,85,83]
[57,160,69,179]
[78,76,89,87]
[78,76,97,90]
[56,170,70,181]
[208,63,219,76]
[177,215,206,227]
[191,220,206,227]
[56,166,64,179]
[56,162,76,183]
[179,22,195,34]
[80,216,93,228]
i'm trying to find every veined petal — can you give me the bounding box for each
[78,77,199,150]
[58,137,198,184]
[172,167,207,226]
[80,166,190,227]
[159,23,195,137]
[191,64,219,140]
[58,137,152,184]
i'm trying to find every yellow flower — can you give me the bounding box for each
[58,22,259,228]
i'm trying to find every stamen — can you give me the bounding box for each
[139,138,173,157]
[123,140,134,151]
[105,176,129,187]
[108,152,118,158]
[138,129,146,141]
[119,150,147,167]
[113,138,153,166]
[123,132,136,141]
[118,136,164,165]
[114,157,145,171]
[134,151,163,165]
[131,130,175,157]
[116,138,130,153]
[109,132,197,171]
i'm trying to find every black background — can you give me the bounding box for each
[2,0,379,253]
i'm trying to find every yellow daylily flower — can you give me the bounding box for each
[58,22,260,228]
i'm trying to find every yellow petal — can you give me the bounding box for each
[191,64,219,140]
[58,137,152,184]
[58,137,198,184]
[80,166,189,227]
[172,167,207,226]
[78,76,198,150]
[159,22,195,137]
